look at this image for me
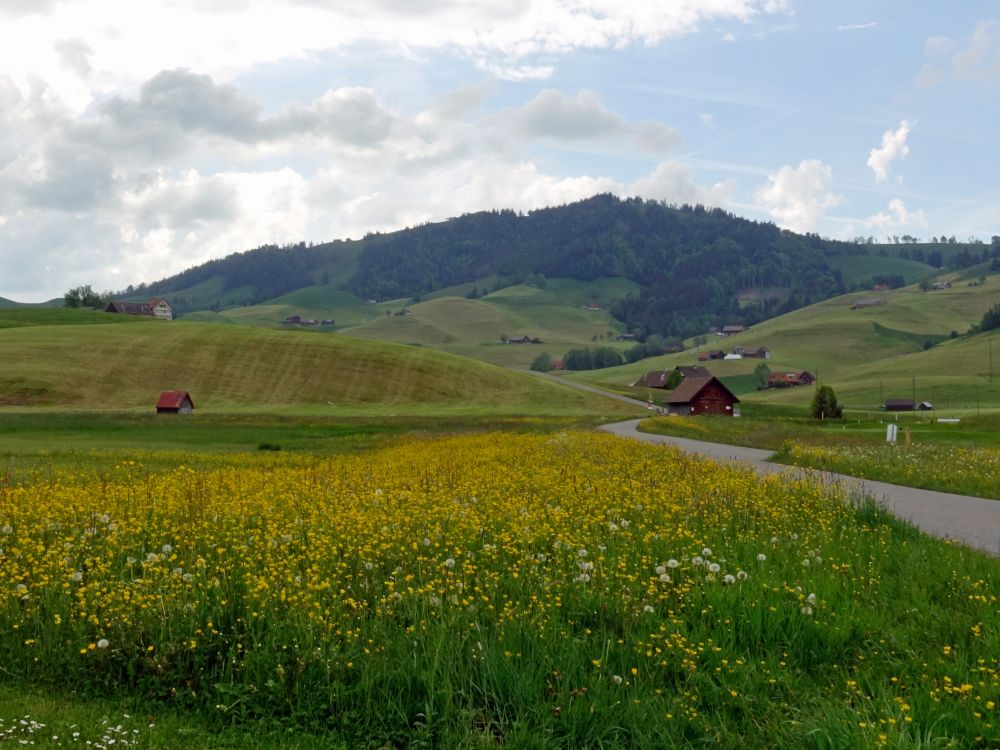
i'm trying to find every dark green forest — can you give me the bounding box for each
[129,194,997,341]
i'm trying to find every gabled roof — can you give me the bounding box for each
[675,365,710,379]
[156,390,194,409]
[106,300,153,315]
[633,370,669,388]
[665,375,739,405]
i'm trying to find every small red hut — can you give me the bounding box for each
[156,390,194,414]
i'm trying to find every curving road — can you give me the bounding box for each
[530,372,1000,555]
[599,418,1000,556]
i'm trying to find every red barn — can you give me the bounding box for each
[156,390,194,414]
[664,375,739,416]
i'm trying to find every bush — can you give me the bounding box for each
[810,385,843,420]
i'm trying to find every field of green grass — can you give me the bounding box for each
[569,272,1000,411]
[0,315,637,416]
[825,253,935,285]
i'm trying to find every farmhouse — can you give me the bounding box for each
[721,325,746,336]
[664,375,740,416]
[105,298,174,320]
[156,390,194,414]
[851,298,886,310]
[506,335,537,344]
[697,349,726,361]
[883,398,915,412]
[633,370,670,389]
[768,371,815,388]
[931,281,952,290]
[740,346,770,359]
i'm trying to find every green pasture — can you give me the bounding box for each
[0,317,637,416]
[824,253,934,285]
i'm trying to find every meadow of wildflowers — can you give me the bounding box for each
[779,443,1000,499]
[1,432,997,747]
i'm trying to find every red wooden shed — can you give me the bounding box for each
[663,375,739,416]
[156,390,194,414]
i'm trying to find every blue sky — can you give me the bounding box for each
[1,1,998,301]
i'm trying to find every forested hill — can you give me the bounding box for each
[352,195,851,336]
[139,194,867,337]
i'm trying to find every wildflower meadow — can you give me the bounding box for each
[1,433,997,747]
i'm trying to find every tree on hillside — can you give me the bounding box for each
[753,362,771,390]
[811,386,843,420]
[63,285,106,309]
[530,353,553,372]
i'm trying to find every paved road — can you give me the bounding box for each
[599,419,1000,556]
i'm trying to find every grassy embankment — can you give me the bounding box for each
[1,433,997,748]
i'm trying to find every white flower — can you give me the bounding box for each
[374,489,383,496]
[806,593,817,604]
[126,557,136,565]
[612,674,623,685]
[161,544,173,554]
[1,525,12,534]
[608,522,619,532]
[666,559,679,569]
[655,565,666,576]
[790,533,799,541]
[578,548,588,558]
[576,573,591,583]
[70,571,83,582]
[757,553,767,562]
[814,556,823,564]
[578,560,593,571]
[801,605,813,616]
[802,559,811,567]
[643,605,655,614]
[97,638,109,649]
[620,519,629,529]
[429,596,440,606]
[444,558,456,569]
[145,553,158,563]
[692,556,704,566]
[423,537,431,547]
[364,561,374,570]
[770,536,779,544]
[659,573,671,583]
[737,570,748,581]
[708,563,721,574]
[702,547,712,556]
[723,574,736,585]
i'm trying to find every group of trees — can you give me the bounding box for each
[63,285,109,309]
[561,346,623,371]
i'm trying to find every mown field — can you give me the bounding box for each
[1,432,997,748]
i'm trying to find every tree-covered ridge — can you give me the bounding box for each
[349,195,851,338]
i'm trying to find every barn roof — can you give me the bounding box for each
[156,390,194,409]
[664,375,739,405]
[633,370,669,388]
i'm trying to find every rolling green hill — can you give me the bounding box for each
[568,271,1000,411]
[0,318,631,416]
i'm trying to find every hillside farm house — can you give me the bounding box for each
[768,371,815,388]
[156,390,194,414]
[697,350,726,361]
[851,298,886,310]
[105,298,173,320]
[633,370,670,389]
[721,325,746,336]
[664,375,740,416]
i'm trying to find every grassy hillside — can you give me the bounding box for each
[0,296,62,309]
[568,271,1000,410]
[338,279,636,367]
[0,318,635,415]
[825,254,934,285]
[0,308,154,329]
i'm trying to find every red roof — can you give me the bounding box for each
[156,390,193,409]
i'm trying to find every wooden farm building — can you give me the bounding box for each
[697,349,726,361]
[105,298,173,320]
[767,371,815,388]
[883,398,914,412]
[664,375,739,416]
[633,366,709,390]
[851,298,887,310]
[721,325,746,336]
[156,390,194,414]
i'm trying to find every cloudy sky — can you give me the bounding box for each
[2,1,999,301]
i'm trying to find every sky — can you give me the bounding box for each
[1,1,999,301]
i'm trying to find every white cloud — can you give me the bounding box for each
[952,20,1000,82]
[628,161,733,207]
[865,198,927,232]
[509,89,681,152]
[867,120,911,182]
[836,22,876,31]
[699,112,716,128]
[754,159,842,233]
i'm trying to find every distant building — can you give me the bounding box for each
[616,333,637,341]
[768,371,815,388]
[741,346,770,359]
[664,375,740,416]
[633,370,670,389]
[884,398,915,412]
[697,350,726,361]
[721,325,746,336]
[931,281,952,290]
[156,390,194,414]
[105,298,173,320]
[506,335,536,344]
[851,298,887,310]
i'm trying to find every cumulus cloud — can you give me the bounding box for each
[510,89,681,152]
[952,20,1000,81]
[867,120,911,182]
[54,38,93,78]
[0,68,694,300]
[865,198,927,231]
[917,21,1000,88]
[754,159,842,233]
[628,161,733,207]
